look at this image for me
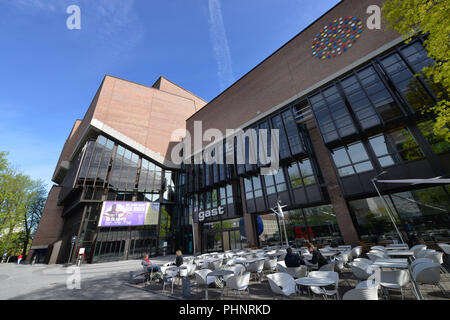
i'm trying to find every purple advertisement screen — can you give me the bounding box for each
[98,201,160,227]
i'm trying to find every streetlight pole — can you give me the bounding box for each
[271,200,289,248]
[371,171,405,244]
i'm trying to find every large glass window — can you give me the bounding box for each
[380,51,435,112]
[271,114,291,159]
[309,84,356,144]
[369,128,424,167]
[349,186,450,246]
[303,205,342,246]
[78,136,114,183]
[226,184,234,205]
[138,159,162,193]
[281,108,304,155]
[253,176,263,198]
[162,171,175,201]
[331,141,373,177]
[261,205,343,247]
[341,65,403,126]
[417,119,450,155]
[348,196,402,244]
[287,159,316,189]
[390,186,450,245]
[109,145,139,191]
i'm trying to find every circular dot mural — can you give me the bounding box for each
[312,17,364,60]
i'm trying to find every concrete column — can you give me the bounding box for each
[306,122,360,246]
[240,178,258,248]
[193,222,202,255]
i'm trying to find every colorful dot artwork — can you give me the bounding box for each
[312,17,364,60]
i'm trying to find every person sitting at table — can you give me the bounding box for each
[173,250,183,267]
[305,242,328,269]
[142,254,162,279]
[284,247,305,267]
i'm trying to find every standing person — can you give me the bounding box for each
[17,254,23,265]
[174,250,183,267]
[284,247,305,267]
[2,252,6,264]
[305,242,328,269]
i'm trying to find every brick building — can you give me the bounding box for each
[29,0,449,264]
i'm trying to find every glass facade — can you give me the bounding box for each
[310,40,438,145]
[349,185,450,246]
[368,128,424,167]
[259,205,342,248]
[57,37,449,263]
[332,141,373,177]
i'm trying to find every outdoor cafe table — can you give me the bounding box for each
[386,245,410,250]
[295,277,336,299]
[386,250,414,257]
[234,257,265,266]
[205,269,234,300]
[386,243,409,248]
[320,251,340,258]
[371,258,409,269]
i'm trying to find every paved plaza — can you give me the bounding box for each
[0,255,179,300]
[1,254,449,300]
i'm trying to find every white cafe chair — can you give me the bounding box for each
[343,285,378,300]
[247,259,265,282]
[319,262,336,272]
[224,272,251,298]
[437,243,450,255]
[349,261,374,281]
[353,258,373,265]
[411,244,427,258]
[412,262,449,298]
[308,271,340,300]
[194,269,215,294]
[379,269,410,300]
[266,273,297,299]
[263,258,278,275]
[277,261,308,279]
[416,249,436,259]
[410,258,433,272]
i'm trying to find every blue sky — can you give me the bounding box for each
[0,0,340,191]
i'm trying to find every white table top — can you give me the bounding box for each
[295,277,335,286]
[203,258,223,262]
[235,257,265,264]
[372,258,409,269]
[320,251,339,257]
[207,270,234,277]
[386,246,410,250]
[386,250,414,256]
[386,244,409,247]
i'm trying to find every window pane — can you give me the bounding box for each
[338,166,355,177]
[332,148,351,167]
[417,120,450,155]
[354,161,373,173]
[347,142,369,163]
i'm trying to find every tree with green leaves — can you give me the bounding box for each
[0,152,47,257]
[382,0,450,141]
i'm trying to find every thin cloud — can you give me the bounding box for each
[1,0,143,58]
[1,0,60,13]
[208,0,235,91]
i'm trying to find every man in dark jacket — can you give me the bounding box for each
[284,247,305,267]
[305,242,328,269]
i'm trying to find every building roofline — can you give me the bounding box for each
[152,76,208,104]
[103,74,207,105]
[186,0,344,122]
